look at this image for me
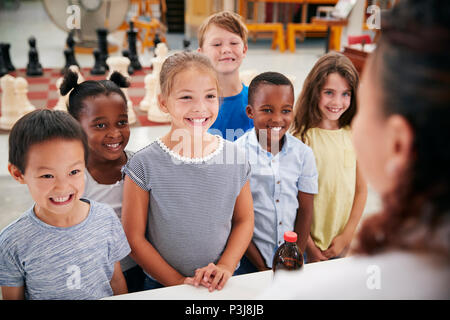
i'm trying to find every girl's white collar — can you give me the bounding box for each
[156,135,224,164]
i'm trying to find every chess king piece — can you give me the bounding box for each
[61,31,80,74]
[26,36,43,76]
[91,48,106,75]
[0,75,33,130]
[146,42,171,123]
[126,21,142,70]
[14,77,35,113]
[106,56,136,125]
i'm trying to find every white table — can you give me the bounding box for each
[103,270,274,300]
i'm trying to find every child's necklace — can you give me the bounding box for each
[157,135,224,164]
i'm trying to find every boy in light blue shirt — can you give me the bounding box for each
[235,72,318,273]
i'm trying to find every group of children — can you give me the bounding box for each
[0,11,367,300]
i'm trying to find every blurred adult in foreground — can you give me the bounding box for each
[260,0,449,299]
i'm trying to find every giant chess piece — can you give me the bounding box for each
[183,38,191,52]
[55,65,84,111]
[14,77,35,113]
[126,21,142,70]
[91,48,106,75]
[106,56,137,125]
[146,42,171,123]
[0,75,33,130]
[122,49,134,75]
[0,46,7,77]
[1,43,15,72]
[53,77,68,111]
[61,31,80,74]
[26,36,43,76]
[139,72,157,111]
[96,28,109,71]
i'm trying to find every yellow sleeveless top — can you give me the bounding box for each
[296,126,356,250]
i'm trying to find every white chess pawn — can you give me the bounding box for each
[0,75,29,130]
[139,73,157,111]
[53,77,68,111]
[146,43,171,123]
[106,56,136,125]
[14,77,35,113]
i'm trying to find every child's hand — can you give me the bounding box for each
[306,241,328,263]
[322,233,351,259]
[190,263,233,292]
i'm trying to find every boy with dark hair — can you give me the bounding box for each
[0,109,130,300]
[235,72,318,273]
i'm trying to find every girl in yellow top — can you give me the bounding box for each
[292,52,367,263]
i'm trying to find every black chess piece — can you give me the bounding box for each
[122,49,134,75]
[183,38,191,52]
[96,28,109,71]
[91,48,106,75]
[126,21,142,70]
[0,44,8,77]
[0,43,15,72]
[154,33,161,48]
[26,36,43,76]
[61,31,80,74]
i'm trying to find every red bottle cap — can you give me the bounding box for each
[284,231,297,242]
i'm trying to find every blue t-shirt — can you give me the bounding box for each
[209,84,253,141]
[0,199,130,300]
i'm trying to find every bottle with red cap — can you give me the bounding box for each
[272,231,304,272]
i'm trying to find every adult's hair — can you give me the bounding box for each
[197,10,248,48]
[60,69,130,120]
[356,0,450,255]
[159,51,219,98]
[8,109,89,174]
[248,71,294,106]
[291,51,359,142]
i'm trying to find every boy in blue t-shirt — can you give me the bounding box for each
[198,11,254,141]
[0,110,130,300]
[235,72,318,273]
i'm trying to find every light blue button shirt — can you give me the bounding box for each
[235,128,318,268]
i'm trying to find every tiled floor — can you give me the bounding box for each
[0,0,381,299]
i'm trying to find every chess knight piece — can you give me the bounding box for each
[26,36,43,76]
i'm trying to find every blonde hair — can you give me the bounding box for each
[197,11,248,48]
[159,51,219,98]
[291,52,359,142]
